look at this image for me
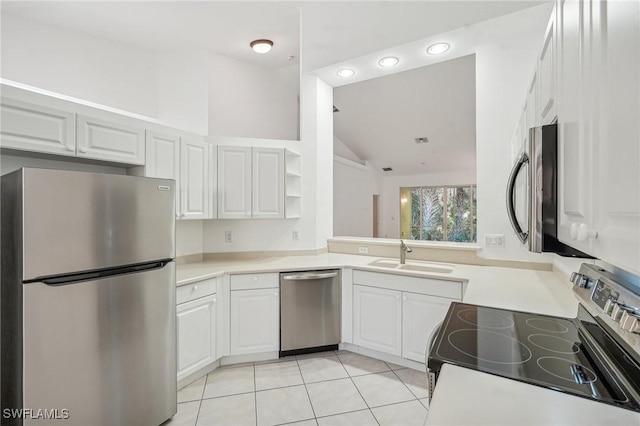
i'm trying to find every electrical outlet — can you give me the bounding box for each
[225,231,232,243]
[484,234,505,246]
[358,246,369,254]
[292,230,299,240]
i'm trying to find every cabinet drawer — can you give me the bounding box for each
[353,270,462,300]
[177,278,218,305]
[230,273,279,290]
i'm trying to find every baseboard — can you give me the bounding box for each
[339,342,426,372]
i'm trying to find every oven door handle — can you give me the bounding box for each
[506,151,529,244]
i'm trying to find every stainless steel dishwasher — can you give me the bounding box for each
[280,270,341,356]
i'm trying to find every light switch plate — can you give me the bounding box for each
[225,231,232,243]
[358,247,369,254]
[484,234,505,246]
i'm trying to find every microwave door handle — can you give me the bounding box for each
[506,152,529,244]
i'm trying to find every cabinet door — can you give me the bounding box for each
[217,146,252,219]
[252,148,285,219]
[76,115,145,165]
[177,294,217,381]
[539,10,557,125]
[402,293,454,363]
[590,0,640,273]
[180,138,210,220]
[0,98,76,156]
[146,131,180,219]
[353,285,402,357]
[557,0,593,253]
[230,288,279,355]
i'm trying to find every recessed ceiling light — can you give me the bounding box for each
[336,68,355,78]
[250,39,273,54]
[378,56,399,68]
[427,43,450,55]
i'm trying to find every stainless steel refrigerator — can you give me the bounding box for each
[1,168,177,426]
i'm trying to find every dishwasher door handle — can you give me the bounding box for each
[281,271,339,280]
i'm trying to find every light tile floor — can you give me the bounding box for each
[167,351,429,426]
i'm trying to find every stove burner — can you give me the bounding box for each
[537,357,597,384]
[447,329,532,364]
[526,318,569,334]
[527,334,580,354]
[456,309,515,329]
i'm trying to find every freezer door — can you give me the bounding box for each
[22,262,176,426]
[20,168,175,281]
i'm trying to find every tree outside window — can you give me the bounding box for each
[400,185,477,243]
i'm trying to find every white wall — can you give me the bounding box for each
[379,170,476,238]
[475,6,554,262]
[176,220,204,257]
[333,157,381,237]
[0,13,209,134]
[0,14,159,118]
[208,53,299,140]
[334,136,364,164]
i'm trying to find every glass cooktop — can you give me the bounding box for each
[428,302,640,411]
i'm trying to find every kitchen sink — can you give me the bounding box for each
[367,259,453,274]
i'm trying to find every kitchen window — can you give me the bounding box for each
[399,185,477,243]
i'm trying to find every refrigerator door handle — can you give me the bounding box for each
[30,259,173,286]
[506,152,529,244]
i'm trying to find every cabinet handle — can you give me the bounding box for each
[66,144,75,152]
[192,285,198,291]
[569,223,578,240]
[213,297,217,303]
[403,296,407,301]
[273,292,279,296]
[79,145,88,153]
[396,295,400,300]
[253,276,259,281]
[577,223,598,241]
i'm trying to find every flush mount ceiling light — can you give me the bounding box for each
[427,42,450,55]
[336,68,355,78]
[378,56,399,68]
[250,39,273,54]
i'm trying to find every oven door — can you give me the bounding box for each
[426,320,444,403]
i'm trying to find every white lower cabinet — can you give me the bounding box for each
[176,294,217,381]
[230,288,279,355]
[353,285,402,357]
[402,292,456,363]
[351,271,462,363]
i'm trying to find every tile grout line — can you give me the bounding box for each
[193,373,210,426]
[334,352,380,426]
[390,368,421,401]
[253,362,258,426]
[295,357,318,421]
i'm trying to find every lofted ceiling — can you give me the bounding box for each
[333,54,476,177]
[0,1,549,177]
[0,1,546,71]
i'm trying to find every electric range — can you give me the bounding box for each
[427,263,640,412]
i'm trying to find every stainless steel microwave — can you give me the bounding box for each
[506,123,592,258]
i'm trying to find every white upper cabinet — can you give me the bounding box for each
[146,131,181,218]
[589,0,640,273]
[76,114,145,165]
[538,10,557,125]
[144,132,213,220]
[217,145,286,219]
[557,0,593,254]
[217,146,252,219]
[180,139,210,220]
[0,99,76,156]
[555,0,639,273]
[252,148,285,219]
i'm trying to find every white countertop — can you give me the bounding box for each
[176,253,640,424]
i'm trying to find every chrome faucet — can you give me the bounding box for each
[400,240,413,264]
